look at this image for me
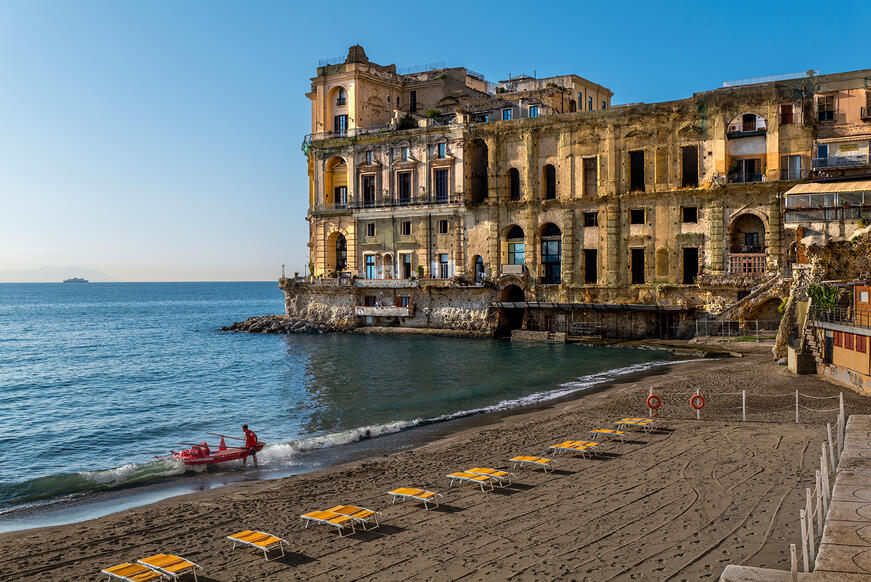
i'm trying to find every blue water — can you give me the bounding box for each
[0,282,672,527]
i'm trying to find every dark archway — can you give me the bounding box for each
[543,164,556,200]
[496,284,526,336]
[335,233,347,272]
[730,214,765,253]
[540,223,561,284]
[467,139,489,203]
[508,168,520,201]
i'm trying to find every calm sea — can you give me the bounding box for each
[0,282,672,531]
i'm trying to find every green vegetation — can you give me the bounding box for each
[859,217,869,227]
[424,108,440,119]
[808,282,839,308]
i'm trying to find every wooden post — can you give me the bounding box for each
[806,488,816,563]
[795,390,799,424]
[840,391,845,421]
[790,543,799,581]
[815,470,824,536]
[742,390,746,422]
[799,511,809,572]
[821,444,831,509]
[696,388,700,421]
[838,412,845,456]
[827,422,836,471]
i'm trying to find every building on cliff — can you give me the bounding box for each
[289,45,871,339]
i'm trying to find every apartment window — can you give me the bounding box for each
[681,145,699,188]
[631,248,645,284]
[857,335,867,353]
[439,253,449,278]
[334,186,347,207]
[437,142,446,159]
[366,222,375,237]
[400,221,411,236]
[400,147,409,161]
[588,97,592,111]
[435,168,449,202]
[336,87,346,106]
[682,206,698,223]
[742,113,757,132]
[780,103,794,125]
[502,108,512,121]
[397,295,410,307]
[630,209,645,225]
[583,157,598,196]
[781,154,804,180]
[409,90,417,113]
[364,150,373,165]
[543,164,556,200]
[629,150,645,192]
[817,144,829,159]
[401,254,412,279]
[363,295,376,306]
[583,212,598,227]
[362,175,376,205]
[438,219,448,234]
[845,332,855,351]
[602,100,606,110]
[334,114,348,134]
[683,247,699,284]
[834,331,843,348]
[364,256,376,279]
[818,95,835,122]
[397,97,400,108]
[583,249,598,283]
[398,172,411,203]
[529,105,539,118]
[508,168,520,201]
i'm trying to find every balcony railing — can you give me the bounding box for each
[812,154,870,169]
[355,305,414,317]
[727,172,763,183]
[784,207,871,223]
[728,253,767,275]
[336,98,346,106]
[780,168,807,180]
[810,306,871,330]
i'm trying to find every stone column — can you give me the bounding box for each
[605,201,621,287]
[454,214,466,278]
[523,131,538,200]
[488,206,499,279]
[525,208,538,282]
[709,199,725,272]
[605,125,617,195]
[768,196,782,271]
[562,209,575,284]
[486,136,499,203]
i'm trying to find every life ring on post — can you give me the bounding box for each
[646,394,662,410]
[690,394,705,410]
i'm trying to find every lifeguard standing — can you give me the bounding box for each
[242,424,259,467]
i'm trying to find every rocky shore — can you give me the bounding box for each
[220,314,341,334]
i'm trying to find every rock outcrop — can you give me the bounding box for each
[221,314,341,334]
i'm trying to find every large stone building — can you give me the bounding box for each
[290,46,871,338]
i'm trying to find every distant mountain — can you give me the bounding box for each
[0,266,118,283]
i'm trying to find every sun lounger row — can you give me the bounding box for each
[103,554,201,582]
[301,504,381,537]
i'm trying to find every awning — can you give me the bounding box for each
[784,180,871,195]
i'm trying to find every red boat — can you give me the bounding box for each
[160,434,265,466]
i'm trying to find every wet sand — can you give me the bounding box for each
[4,343,870,581]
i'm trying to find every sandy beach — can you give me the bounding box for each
[4,342,870,581]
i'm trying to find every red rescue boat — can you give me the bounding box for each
[158,433,265,466]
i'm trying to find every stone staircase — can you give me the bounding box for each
[719,272,786,321]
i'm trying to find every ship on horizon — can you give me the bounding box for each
[62,277,88,283]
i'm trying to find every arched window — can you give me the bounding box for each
[335,234,347,272]
[467,139,488,203]
[474,255,484,283]
[506,226,525,266]
[336,87,346,106]
[508,168,520,201]
[543,164,556,200]
[540,223,561,284]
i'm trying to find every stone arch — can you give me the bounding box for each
[501,225,526,273]
[327,85,349,133]
[466,139,488,203]
[324,156,348,207]
[540,223,562,284]
[729,213,767,253]
[382,253,394,279]
[495,283,526,336]
[727,112,767,133]
[325,229,349,274]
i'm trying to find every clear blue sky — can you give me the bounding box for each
[0,0,867,281]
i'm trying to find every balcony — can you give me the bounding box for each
[784,206,871,223]
[336,98,346,106]
[862,106,871,121]
[355,305,414,317]
[780,168,807,180]
[316,193,462,212]
[727,172,764,184]
[812,154,870,169]
[728,253,767,276]
[501,264,524,276]
[811,306,871,330]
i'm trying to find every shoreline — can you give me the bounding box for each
[5,343,869,580]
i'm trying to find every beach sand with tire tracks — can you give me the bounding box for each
[3,342,871,581]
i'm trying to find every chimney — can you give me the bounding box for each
[346,45,368,64]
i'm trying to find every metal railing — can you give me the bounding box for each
[812,154,870,168]
[728,253,767,275]
[318,56,344,67]
[785,207,871,223]
[397,61,446,75]
[694,319,781,339]
[727,172,763,183]
[310,193,462,213]
[780,168,807,180]
[810,306,871,330]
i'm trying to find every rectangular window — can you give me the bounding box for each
[334,186,347,207]
[362,175,376,205]
[366,222,375,237]
[583,212,598,227]
[780,103,794,125]
[397,295,410,307]
[583,157,598,196]
[588,97,593,111]
[834,331,843,347]
[857,334,867,354]
[818,95,835,122]
[400,221,411,236]
[401,254,412,279]
[437,142,446,159]
[410,90,417,113]
[781,154,804,180]
[631,248,645,284]
[439,253,449,278]
[400,147,409,161]
[435,168,449,202]
[682,206,698,223]
[630,209,645,225]
[502,108,512,121]
[681,145,699,188]
[629,150,645,192]
[364,150,373,165]
[398,172,411,203]
[364,257,376,279]
[682,247,699,284]
[602,100,606,110]
[438,219,448,234]
[529,105,539,118]
[845,332,855,351]
[334,114,348,134]
[508,242,525,265]
[584,249,598,283]
[363,294,376,306]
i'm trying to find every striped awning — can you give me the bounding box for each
[784,180,871,195]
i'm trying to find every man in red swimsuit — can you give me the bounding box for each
[242,424,259,467]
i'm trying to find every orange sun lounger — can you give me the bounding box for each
[136,554,201,582]
[325,505,381,531]
[227,530,289,561]
[466,467,513,487]
[447,471,495,492]
[590,429,626,442]
[301,509,357,536]
[101,562,162,582]
[388,487,443,510]
[509,456,555,473]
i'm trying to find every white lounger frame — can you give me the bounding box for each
[227,530,289,561]
[467,468,514,487]
[301,513,357,537]
[389,489,443,510]
[135,558,201,582]
[447,473,495,492]
[509,457,555,473]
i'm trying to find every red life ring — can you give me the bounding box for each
[690,394,705,410]
[646,394,662,410]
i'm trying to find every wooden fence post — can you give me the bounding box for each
[795,390,799,424]
[742,390,746,422]
[821,444,831,510]
[790,543,799,581]
[816,470,824,536]
[806,488,816,563]
[799,511,809,572]
[827,422,836,471]
[695,388,700,421]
